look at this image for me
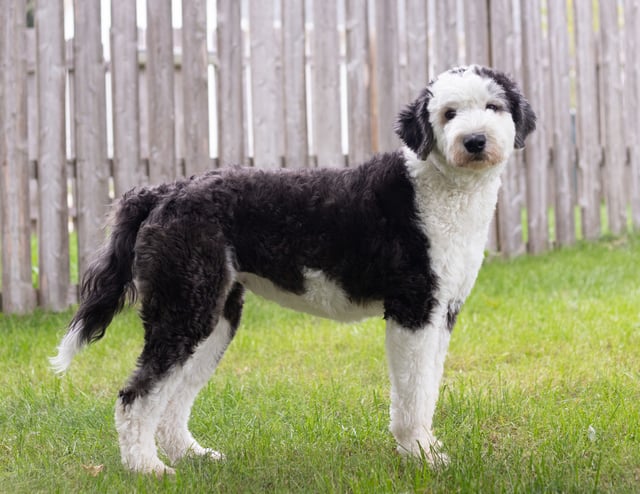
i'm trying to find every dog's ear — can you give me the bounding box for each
[512,95,536,149]
[395,89,434,160]
[475,67,536,149]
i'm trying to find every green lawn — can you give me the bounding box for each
[1,235,639,493]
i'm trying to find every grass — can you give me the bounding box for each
[1,235,639,492]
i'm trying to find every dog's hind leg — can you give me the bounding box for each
[114,224,235,474]
[156,283,244,465]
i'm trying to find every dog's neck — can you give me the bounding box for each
[402,146,506,192]
[401,146,504,243]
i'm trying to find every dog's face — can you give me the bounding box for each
[395,66,536,170]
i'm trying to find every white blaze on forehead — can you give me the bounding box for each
[428,68,506,113]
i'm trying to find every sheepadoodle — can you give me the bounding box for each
[51,65,536,474]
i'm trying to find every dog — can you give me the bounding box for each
[51,65,535,474]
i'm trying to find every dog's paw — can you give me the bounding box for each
[396,437,450,468]
[124,457,176,476]
[200,448,226,461]
[180,444,226,462]
[152,464,176,477]
[423,446,450,468]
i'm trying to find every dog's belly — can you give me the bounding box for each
[237,269,384,322]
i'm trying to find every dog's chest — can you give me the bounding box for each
[414,172,500,302]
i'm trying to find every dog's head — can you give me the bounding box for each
[395,66,536,170]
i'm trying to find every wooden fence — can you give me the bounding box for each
[1,0,639,313]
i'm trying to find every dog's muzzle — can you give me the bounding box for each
[463,133,487,154]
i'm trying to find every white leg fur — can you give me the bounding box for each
[155,318,234,464]
[385,310,451,465]
[114,378,181,475]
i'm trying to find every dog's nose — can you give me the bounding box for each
[463,134,486,153]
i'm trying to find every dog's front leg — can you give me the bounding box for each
[385,312,451,465]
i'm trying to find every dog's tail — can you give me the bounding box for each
[50,187,159,374]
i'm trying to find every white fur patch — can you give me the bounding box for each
[386,315,451,462]
[403,145,503,305]
[237,268,383,322]
[49,320,85,374]
[115,385,179,475]
[156,318,233,463]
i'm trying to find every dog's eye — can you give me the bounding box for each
[486,103,501,112]
[444,109,456,120]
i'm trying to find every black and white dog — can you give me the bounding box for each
[51,65,535,474]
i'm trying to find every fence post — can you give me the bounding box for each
[182,0,210,175]
[432,0,459,74]
[520,0,549,254]
[463,0,490,66]
[573,1,602,240]
[312,0,343,166]
[463,0,497,253]
[624,0,640,230]
[249,0,283,168]
[372,1,401,154]
[490,0,525,257]
[216,0,246,166]
[147,0,176,182]
[345,0,372,166]
[74,0,110,278]
[0,0,37,313]
[548,0,575,247]
[36,0,70,311]
[111,0,142,196]
[282,0,308,168]
[599,0,627,234]
[405,0,428,96]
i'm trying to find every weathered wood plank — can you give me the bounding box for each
[548,0,575,247]
[372,1,400,153]
[463,0,490,66]
[217,0,246,166]
[0,1,37,313]
[573,0,601,240]
[598,0,627,234]
[111,0,142,196]
[282,0,308,168]
[312,0,343,165]
[490,0,524,257]
[249,0,283,168]
[74,0,110,277]
[624,0,640,229]
[182,3,211,175]
[146,0,176,182]
[345,0,372,165]
[36,0,70,311]
[405,0,428,96]
[520,0,549,254]
[432,0,459,74]
[463,0,495,252]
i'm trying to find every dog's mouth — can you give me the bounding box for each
[453,145,505,170]
[453,151,496,170]
[469,152,486,162]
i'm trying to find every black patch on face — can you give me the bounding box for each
[395,88,435,160]
[473,66,536,149]
[446,300,462,332]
